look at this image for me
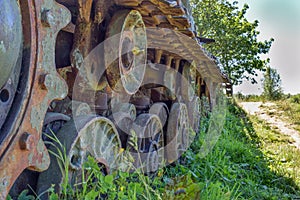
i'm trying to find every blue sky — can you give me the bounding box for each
[233,0,300,94]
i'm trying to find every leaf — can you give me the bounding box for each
[17,190,35,200]
[191,0,273,84]
[104,174,114,185]
[84,190,99,200]
[49,193,59,200]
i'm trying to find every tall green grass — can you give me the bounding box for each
[161,101,300,199]
[10,100,300,199]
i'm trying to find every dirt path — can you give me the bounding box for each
[239,102,300,150]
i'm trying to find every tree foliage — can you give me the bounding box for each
[262,66,282,100]
[191,0,274,85]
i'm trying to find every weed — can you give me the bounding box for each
[11,100,300,200]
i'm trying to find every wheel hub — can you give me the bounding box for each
[0,0,22,89]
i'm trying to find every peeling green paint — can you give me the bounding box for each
[30,1,70,130]
[37,139,50,170]
[30,74,68,130]
[28,152,34,165]
[31,104,46,131]
[28,0,70,173]
[0,1,71,197]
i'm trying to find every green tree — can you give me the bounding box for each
[191,0,274,85]
[262,66,282,100]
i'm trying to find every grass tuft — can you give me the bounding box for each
[10,99,300,199]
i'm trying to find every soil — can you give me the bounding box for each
[239,102,300,150]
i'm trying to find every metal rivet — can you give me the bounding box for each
[19,132,33,150]
[38,74,48,90]
[41,9,54,27]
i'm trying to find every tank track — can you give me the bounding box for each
[0,0,231,198]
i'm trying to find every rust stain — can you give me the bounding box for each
[0,0,70,198]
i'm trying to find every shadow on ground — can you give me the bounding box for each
[163,100,300,199]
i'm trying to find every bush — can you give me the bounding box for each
[290,94,300,104]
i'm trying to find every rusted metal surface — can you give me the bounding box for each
[0,0,70,198]
[37,116,122,196]
[70,0,93,70]
[117,0,189,33]
[71,89,109,113]
[68,0,115,92]
[143,63,165,88]
[146,27,228,84]
[0,0,232,197]
[105,10,147,95]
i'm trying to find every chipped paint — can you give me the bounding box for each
[0,0,71,198]
[28,151,34,164]
[0,175,11,191]
[1,0,232,198]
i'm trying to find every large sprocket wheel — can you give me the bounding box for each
[105,10,147,95]
[166,103,189,164]
[37,116,122,195]
[0,0,70,198]
[128,114,164,173]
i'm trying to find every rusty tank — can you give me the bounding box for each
[0,0,231,198]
